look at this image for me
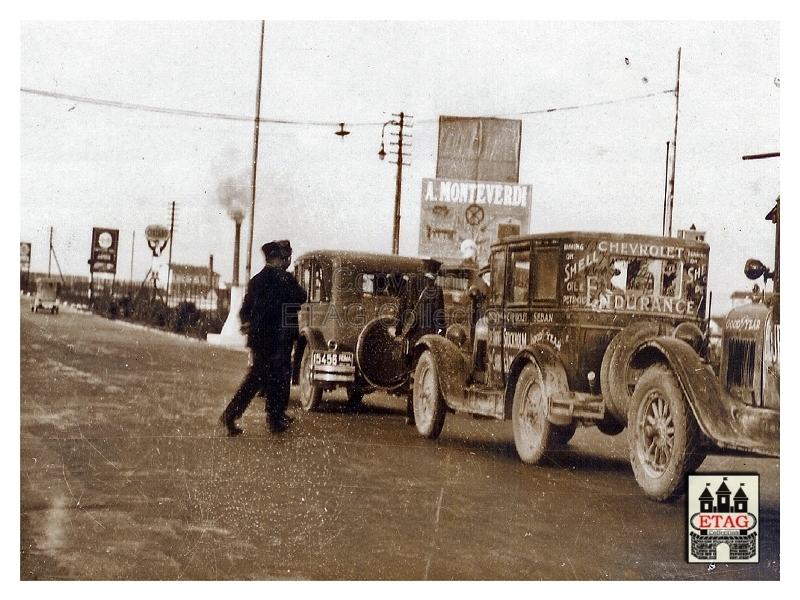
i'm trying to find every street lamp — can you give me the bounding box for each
[378,112,410,255]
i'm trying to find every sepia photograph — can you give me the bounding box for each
[18,13,782,584]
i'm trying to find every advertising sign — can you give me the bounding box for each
[20,242,31,270]
[436,116,522,183]
[559,236,709,316]
[418,177,532,265]
[89,227,119,274]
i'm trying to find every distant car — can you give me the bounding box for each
[31,277,60,314]
[292,250,454,412]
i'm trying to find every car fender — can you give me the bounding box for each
[293,327,327,383]
[632,336,779,456]
[600,320,674,423]
[413,334,469,408]
[505,344,570,421]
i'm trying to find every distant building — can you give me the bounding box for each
[162,263,221,310]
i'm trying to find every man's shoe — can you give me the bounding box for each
[269,417,289,434]
[279,413,294,425]
[219,413,243,436]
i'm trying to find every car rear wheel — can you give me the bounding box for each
[512,362,552,464]
[299,345,322,412]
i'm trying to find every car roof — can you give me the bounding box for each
[294,250,433,273]
[494,230,710,251]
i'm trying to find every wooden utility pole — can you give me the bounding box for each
[665,47,682,237]
[246,20,265,283]
[392,112,405,255]
[167,201,175,297]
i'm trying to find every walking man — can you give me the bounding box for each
[220,239,307,435]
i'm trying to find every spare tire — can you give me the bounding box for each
[600,320,673,424]
[356,317,411,390]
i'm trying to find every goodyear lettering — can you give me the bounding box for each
[726,317,762,331]
[530,330,562,351]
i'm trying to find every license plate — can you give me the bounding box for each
[313,351,354,367]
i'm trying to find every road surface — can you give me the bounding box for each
[20,300,780,580]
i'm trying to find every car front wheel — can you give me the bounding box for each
[628,363,706,502]
[412,351,446,439]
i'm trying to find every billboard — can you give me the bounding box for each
[436,116,522,183]
[89,227,119,274]
[20,242,31,270]
[418,177,532,265]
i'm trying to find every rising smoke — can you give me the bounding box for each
[213,148,250,223]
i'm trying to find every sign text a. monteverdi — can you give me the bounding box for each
[418,177,532,264]
[422,178,530,207]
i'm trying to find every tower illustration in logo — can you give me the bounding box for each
[688,475,759,563]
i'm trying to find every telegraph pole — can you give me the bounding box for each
[665,47,681,237]
[167,201,176,297]
[392,112,405,255]
[379,112,412,255]
[246,20,265,282]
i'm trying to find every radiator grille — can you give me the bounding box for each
[726,338,756,388]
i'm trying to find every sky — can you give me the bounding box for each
[16,17,781,316]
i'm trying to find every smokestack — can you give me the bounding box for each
[215,170,249,288]
[233,221,242,286]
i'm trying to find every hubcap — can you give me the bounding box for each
[641,393,674,474]
[418,365,434,425]
[520,378,543,434]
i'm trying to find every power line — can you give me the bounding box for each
[21,86,677,128]
[515,89,676,117]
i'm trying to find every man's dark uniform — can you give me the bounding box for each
[220,240,307,435]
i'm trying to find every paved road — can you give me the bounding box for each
[20,300,779,580]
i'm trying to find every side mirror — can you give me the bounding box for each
[744,258,770,281]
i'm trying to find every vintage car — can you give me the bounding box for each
[407,230,739,501]
[292,250,442,411]
[31,277,60,314]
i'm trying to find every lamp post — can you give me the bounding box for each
[379,112,410,255]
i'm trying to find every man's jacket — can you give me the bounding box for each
[240,266,307,353]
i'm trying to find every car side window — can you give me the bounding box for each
[489,250,506,306]
[532,248,559,301]
[507,247,531,304]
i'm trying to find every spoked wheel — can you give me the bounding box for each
[299,345,322,412]
[628,363,706,502]
[412,351,446,439]
[512,362,552,464]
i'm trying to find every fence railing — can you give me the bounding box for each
[21,272,231,341]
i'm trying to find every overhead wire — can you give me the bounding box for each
[21,86,677,128]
